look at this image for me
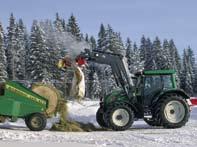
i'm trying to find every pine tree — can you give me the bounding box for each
[144,38,154,70]
[125,37,132,69]
[26,20,51,82]
[129,42,144,73]
[90,72,102,99]
[103,25,125,55]
[139,35,146,62]
[103,66,117,95]
[54,13,64,33]
[187,46,195,86]
[97,23,106,50]
[181,49,194,95]
[40,20,62,82]
[169,39,181,86]
[67,14,81,40]
[162,39,171,69]
[0,22,8,82]
[14,19,26,80]
[85,33,89,42]
[152,37,170,69]
[90,36,96,50]
[6,13,17,79]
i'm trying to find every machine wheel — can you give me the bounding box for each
[155,94,190,128]
[104,103,134,131]
[25,113,47,131]
[96,107,108,128]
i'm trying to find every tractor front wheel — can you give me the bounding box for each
[96,107,108,128]
[25,113,47,131]
[104,103,134,131]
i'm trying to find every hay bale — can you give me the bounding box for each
[32,83,61,117]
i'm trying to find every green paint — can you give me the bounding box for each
[144,69,176,75]
[0,81,47,119]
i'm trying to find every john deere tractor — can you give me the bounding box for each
[80,49,191,131]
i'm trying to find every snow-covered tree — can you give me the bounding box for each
[169,39,181,86]
[187,46,195,86]
[26,20,51,82]
[125,37,132,68]
[90,36,96,50]
[129,43,144,73]
[40,20,63,83]
[162,39,171,69]
[67,14,81,40]
[54,13,64,33]
[139,35,146,62]
[85,33,89,42]
[6,13,17,79]
[144,38,154,70]
[181,49,194,95]
[102,25,125,55]
[90,72,102,99]
[14,19,27,80]
[0,22,8,82]
[152,37,170,69]
[97,23,106,50]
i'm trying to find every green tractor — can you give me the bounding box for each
[80,49,191,131]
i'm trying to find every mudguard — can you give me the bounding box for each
[151,89,190,106]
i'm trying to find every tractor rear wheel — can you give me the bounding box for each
[104,103,134,131]
[155,94,190,128]
[25,113,46,131]
[96,107,108,128]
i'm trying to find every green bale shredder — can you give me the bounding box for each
[0,81,48,131]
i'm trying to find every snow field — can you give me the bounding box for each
[0,100,197,147]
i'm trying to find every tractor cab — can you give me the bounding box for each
[135,70,177,107]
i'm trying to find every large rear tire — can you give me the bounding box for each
[96,107,108,128]
[104,103,134,131]
[155,94,190,128]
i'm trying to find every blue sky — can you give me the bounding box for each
[0,0,196,55]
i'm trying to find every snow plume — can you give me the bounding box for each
[39,20,90,60]
[53,30,90,60]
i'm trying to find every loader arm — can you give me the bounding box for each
[79,49,135,99]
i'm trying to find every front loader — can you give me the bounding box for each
[79,49,191,131]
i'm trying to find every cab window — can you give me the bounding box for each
[162,75,173,89]
[144,76,162,95]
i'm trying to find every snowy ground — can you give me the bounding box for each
[0,100,197,147]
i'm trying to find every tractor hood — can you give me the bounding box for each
[104,90,128,106]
